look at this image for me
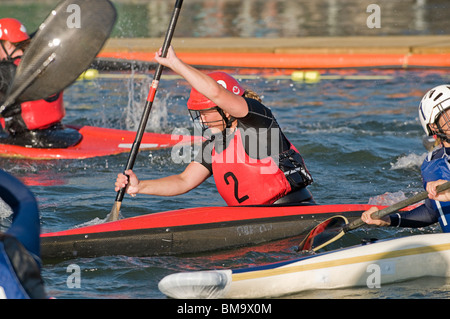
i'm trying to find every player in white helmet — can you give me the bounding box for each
[419,84,450,141]
[362,85,450,232]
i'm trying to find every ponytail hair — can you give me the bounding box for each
[243,89,262,103]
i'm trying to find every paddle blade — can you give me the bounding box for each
[10,0,116,104]
[107,201,122,222]
[298,215,348,252]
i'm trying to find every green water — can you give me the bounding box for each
[1,0,449,38]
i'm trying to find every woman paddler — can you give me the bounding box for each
[115,46,315,206]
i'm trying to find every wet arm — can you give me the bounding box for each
[154,46,248,118]
[137,161,211,196]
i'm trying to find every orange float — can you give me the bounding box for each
[97,50,450,69]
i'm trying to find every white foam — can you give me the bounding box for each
[390,152,426,170]
[368,191,408,206]
[0,198,12,219]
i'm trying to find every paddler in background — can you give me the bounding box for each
[0,18,81,148]
[0,169,48,299]
[115,46,315,206]
[362,85,450,232]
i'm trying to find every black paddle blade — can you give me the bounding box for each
[9,0,116,104]
[298,215,348,252]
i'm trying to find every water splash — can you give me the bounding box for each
[390,152,426,170]
[75,216,110,229]
[368,191,408,206]
[0,198,13,233]
[124,71,168,132]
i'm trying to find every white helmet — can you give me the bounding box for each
[419,85,450,136]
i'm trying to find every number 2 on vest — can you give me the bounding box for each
[224,172,249,204]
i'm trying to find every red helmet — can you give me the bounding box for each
[187,72,244,110]
[0,18,29,43]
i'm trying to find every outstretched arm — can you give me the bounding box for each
[154,46,248,118]
[115,161,211,197]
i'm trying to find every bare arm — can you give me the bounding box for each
[115,162,211,197]
[154,46,248,118]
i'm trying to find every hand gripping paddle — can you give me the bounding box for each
[298,181,450,252]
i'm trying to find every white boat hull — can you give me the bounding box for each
[158,233,450,298]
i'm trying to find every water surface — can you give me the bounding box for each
[1,68,449,299]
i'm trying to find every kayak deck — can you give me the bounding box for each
[40,204,412,261]
[0,125,196,159]
[158,232,450,298]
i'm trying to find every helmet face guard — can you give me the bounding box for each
[0,19,30,62]
[432,108,450,143]
[0,40,26,62]
[189,107,234,135]
[189,107,220,133]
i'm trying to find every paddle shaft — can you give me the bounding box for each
[344,180,450,232]
[298,181,450,252]
[113,0,183,205]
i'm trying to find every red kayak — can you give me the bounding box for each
[40,203,415,261]
[0,124,197,160]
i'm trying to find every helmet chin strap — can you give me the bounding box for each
[432,125,450,144]
[216,108,235,129]
[436,132,450,144]
[0,41,21,62]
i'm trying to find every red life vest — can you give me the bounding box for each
[211,129,292,206]
[20,93,65,130]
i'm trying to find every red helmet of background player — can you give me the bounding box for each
[0,18,29,43]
